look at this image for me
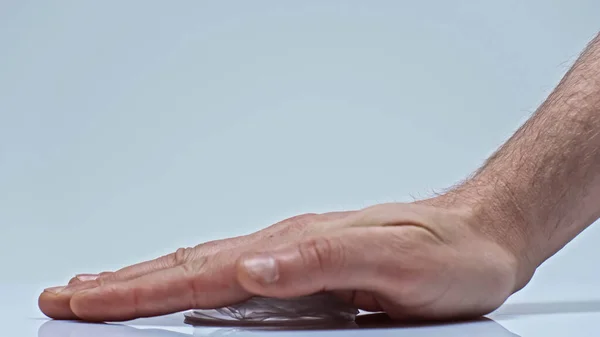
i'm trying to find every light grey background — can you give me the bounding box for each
[1,0,599,306]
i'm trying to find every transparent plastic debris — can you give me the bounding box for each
[184,293,359,327]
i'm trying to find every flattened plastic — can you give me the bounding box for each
[184,293,359,326]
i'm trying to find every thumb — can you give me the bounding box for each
[235,227,394,298]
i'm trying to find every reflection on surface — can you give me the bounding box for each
[38,313,520,337]
[38,319,192,337]
[493,300,600,317]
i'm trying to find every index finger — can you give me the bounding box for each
[69,251,248,321]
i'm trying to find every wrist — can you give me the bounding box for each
[421,184,539,293]
[465,187,537,292]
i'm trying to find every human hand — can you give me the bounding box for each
[39,198,534,322]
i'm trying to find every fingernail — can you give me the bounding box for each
[76,274,99,282]
[242,254,279,284]
[44,286,66,294]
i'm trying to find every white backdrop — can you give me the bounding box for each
[1,0,599,307]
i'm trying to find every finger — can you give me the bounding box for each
[42,211,355,320]
[40,248,199,320]
[68,273,102,285]
[69,251,248,322]
[94,248,202,282]
[78,211,354,285]
[74,241,242,285]
[68,212,351,286]
[235,227,401,298]
[43,236,260,320]
[39,281,102,320]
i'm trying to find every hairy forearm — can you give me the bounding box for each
[454,33,600,284]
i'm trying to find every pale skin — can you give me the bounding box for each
[40,33,600,322]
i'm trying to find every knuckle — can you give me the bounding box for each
[298,237,344,273]
[286,213,319,228]
[166,247,194,266]
[174,247,192,264]
[179,262,204,309]
[128,286,142,317]
[95,272,116,284]
[266,213,319,237]
[258,213,321,241]
[179,257,209,278]
[179,261,196,277]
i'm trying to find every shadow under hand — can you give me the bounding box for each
[124,314,191,327]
